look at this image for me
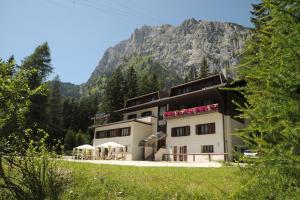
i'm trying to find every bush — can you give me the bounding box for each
[0,132,71,200]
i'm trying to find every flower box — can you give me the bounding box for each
[163,103,219,118]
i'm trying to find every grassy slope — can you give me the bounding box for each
[61,162,241,200]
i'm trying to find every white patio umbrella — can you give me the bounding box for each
[96,142,125,148]
[75,144,95,150]
[73,144,95,160]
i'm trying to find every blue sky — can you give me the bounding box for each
[0,0,257,84]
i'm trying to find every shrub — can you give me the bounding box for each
[0,132,71,200]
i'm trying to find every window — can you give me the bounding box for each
[202,145,214,153]
[127,114,137,120]
[141,111,152,117]
[121,127,130,136]
[95,127,130,139]
[171,126,190,137]
[196,123,215,135]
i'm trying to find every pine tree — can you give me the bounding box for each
[125,66,138,99]
[48,75,63,141]
[102,66,125,122]
[20,43,53,132]
[20,42,52,88]
[64,129,76,150]
[184,65,197,82]
[138,73,159,95]
[199,57,209,78]
[234,1,300,198]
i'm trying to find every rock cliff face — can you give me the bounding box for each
[86,18,250,86]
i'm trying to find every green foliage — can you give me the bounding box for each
[0,132,71,200]
[54,82,80,99]
[101,66,125,122]
[138,73,159,95]
[63,129,90,150]
[124,66,138,99]
[184,65,197,82]
[47,75,64,141]
[75,130,90,146]
[0,58,47,138]
[64,129,77,150]
[234,0,300,198]
[199,57,209,78]
[20,42,52,88]
[20,42,53,133]
[0,56,71,200]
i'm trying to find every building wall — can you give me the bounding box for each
[123,107,158,133]
[224,116,248,159]
[131,122,153,160]
[165,112,225,161]
[123,107,158,119]
[93,121,153,160]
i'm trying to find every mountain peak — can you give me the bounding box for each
[84,19,250,95]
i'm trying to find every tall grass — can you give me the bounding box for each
[62,162,241,200]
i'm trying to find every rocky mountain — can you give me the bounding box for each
[85,18,250,90]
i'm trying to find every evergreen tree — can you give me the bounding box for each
[48,75,63,141]
[184,65,197,82]
[20,42,52,88]
[138,73,159,95]
[20,43,53,132]
[199,58,209,78]
[102,66,125,122]
[151,74,159,92]
[64,129,76,150]
[234,0,300,198]
[125,66,138,99]
[76,130,90,145]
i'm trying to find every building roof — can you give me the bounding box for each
[116,83,226,113]
[171,74,224,90]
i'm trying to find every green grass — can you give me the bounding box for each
[61,162,241,200]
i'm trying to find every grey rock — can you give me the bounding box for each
[86,18,250,87]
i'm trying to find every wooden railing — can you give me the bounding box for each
[162,153,229,162]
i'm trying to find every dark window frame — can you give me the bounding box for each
[95,127,131,139]
[127,114,137,120]
[141,111,152,117]
[196,123,216,135]
[171,126,190,137]
[202,145,214,153]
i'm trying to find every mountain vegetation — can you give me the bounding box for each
[234,0,300,199]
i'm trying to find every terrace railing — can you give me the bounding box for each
[162,153,229,162]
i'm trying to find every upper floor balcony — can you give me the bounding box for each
[163,103,219,119]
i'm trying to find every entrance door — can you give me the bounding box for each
[179,146,187,161]
[173,146,177,161]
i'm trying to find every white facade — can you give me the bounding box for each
[165,112,225,161]
[93,117,154,160]
[123,107,159,134]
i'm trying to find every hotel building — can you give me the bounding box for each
[92,74,246,162]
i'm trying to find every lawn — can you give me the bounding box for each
[61,162,242,200]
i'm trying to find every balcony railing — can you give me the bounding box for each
[163,103,219,119]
